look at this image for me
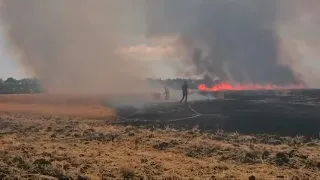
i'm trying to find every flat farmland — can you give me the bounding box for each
[0,92,319,179]
[0,94,116,119]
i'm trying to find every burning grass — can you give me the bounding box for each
[198,82,305,92]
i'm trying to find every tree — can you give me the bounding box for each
[5,77,17,84]
[0,78,3,89]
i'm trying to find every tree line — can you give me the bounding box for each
[0,77,43,94]
[0,77,207,94]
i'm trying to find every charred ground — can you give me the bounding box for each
[115,89,320,138]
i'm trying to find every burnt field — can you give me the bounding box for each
[115,89,320,137]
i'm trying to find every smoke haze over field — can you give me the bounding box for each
[1,0,320,92]
[0,0,152,94]
[145,0,320,86]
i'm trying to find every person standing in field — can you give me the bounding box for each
[180,80,189,103]
[164,86,170,100]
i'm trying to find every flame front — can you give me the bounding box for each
[198,82,305,92]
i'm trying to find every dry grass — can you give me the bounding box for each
[0,114,319,179]
[0,94,116,119]
[0,94,319,179]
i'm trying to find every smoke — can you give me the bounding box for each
[145,0,315,85]
[1,0,320,94]
[0,0,153,94]
[276,1,320,87]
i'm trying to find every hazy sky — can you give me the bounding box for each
[0,0,178,80]
[0,41,179,79]
[0,0,320,85]
[0,27,25,79]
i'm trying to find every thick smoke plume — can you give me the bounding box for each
[0,0,151,94]
[1,0,320,92]
[145,0,306,85]
[276,0,320,87]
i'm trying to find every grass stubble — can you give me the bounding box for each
[0,94,319,179]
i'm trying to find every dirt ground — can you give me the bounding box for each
[0,94,319,179]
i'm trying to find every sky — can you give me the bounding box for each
[0,54,23,79]
[0,25,319,81]
[0,1,320,85]
[0,27,25,79]
[0,1,178,80]
[0,44,178,79]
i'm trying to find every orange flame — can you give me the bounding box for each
[198,82,305,92]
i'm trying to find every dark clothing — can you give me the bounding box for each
[180,92,187,103]
[180,84,188,103]
[164,87,170,100]
[182,84,188,94]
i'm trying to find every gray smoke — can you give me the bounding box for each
[145,0,304,85]
[0,0,152,94]
[1,0,319,91]
[276,0,320,87]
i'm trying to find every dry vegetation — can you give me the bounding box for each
[0,94,319,179]
[0,94,116,119]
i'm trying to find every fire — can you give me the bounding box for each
[198,82,305,92]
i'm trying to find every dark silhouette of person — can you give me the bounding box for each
[164,86,170,100]
[180,80,188,103]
